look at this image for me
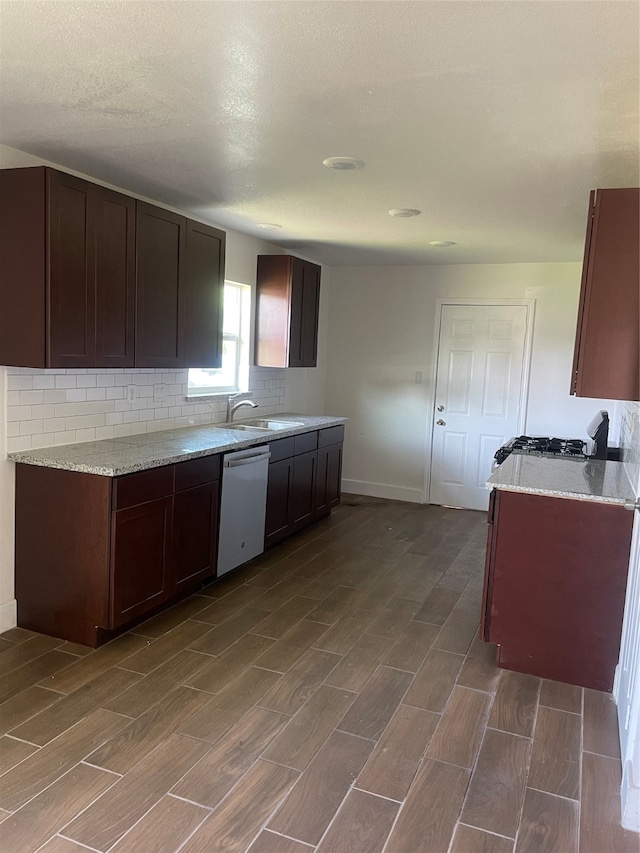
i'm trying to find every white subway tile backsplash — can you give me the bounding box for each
[96,374,116,387]
[76,375,98,388]
[7,406,32,422]
[4,365,288,453]
[8,376,34,391]
[19,420,43,436]
[32,376,56,390]
[86,388,107,401]
[43,390,67,404]
[54,375,77,388]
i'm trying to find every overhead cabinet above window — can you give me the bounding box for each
[254,254,321,368]
[0,166,225,369]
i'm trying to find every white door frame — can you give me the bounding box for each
[422,298,536,505]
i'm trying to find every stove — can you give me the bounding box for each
[494,435,589,466]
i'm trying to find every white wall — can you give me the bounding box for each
[325,262,616,501]
[0,145,327,631]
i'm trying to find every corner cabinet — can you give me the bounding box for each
[14,456,221,647]
[254,254,321,368]
[0,167,225,369]
[571,187,639,401]
[481,488,633,691]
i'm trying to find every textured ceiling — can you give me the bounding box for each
[0,1,638,266]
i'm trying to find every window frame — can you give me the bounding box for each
[187,281,251,398]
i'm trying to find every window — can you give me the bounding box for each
[188,282,251,396]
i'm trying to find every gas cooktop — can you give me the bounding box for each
[494,435,589,466]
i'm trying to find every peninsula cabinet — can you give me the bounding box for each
[0,166,136,368]
[481,488,633,691]
[254,254,321,368]
[571,187,639,401]
[0,166,225,369]
[14,455,221,647]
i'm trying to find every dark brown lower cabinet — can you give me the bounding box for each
[111,496,173,629]
[264,426,344,548]
[172,481,219,591]
[291,450,318,531]
[316,443,343,516]
[15,456,221,647]
[482,488,633,691]
[265,458,294,549]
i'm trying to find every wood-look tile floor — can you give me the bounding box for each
[0,496,637,853]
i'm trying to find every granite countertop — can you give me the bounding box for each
[7,414,346,477]
[487,454,635,506]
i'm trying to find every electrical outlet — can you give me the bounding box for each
[414,371,423,384]
[153,384,166,403]
[126,384,137,403]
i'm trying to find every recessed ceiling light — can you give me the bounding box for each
[256,223,282,230]
[388,208,421,218]
[322,157,365,170]
[429,240,456,247]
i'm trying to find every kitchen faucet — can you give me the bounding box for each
[226,393,259,423]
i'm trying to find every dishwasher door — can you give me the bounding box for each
[217,446,271,576]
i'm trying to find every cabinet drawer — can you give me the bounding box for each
[294,430,318,455]
[268,437,295,463]
[112,465,174,510]
[174,455,221,492]
[318,425,344,448]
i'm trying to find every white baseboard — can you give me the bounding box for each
[621,771,640,832]
[0,598,17,633]
[341,479,424,504]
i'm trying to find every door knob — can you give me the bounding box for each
[437,405,445,412]
[437,419,446,426]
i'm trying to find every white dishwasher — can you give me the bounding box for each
[217,445,271,576]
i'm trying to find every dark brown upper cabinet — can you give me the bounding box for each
[183,219,225,368]
[254,254,321,368]
[571,187,639,401]
[0,166,135,368]
[135,202,186,369]
[0,167,225,370]
[133,203,226,369]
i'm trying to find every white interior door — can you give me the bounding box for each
[429,303,530,511]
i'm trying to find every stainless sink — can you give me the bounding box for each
[226,420,305,431]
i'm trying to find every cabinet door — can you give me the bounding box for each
[111,496,173,628]
[301,261,321,367]
[480,488,498,641]
[315,443,342,517]
[135,202,186,368]
[572,188,639,401]
[288,257,305,368]
[265,457,294,548]
[172,481,219,590]
[47,170,95,367]
[184,220,225,368]
[291,450,317,531]
[95,186,135,367]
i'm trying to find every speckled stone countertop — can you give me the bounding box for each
[7,414,346,477]
[487,454,635,505]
